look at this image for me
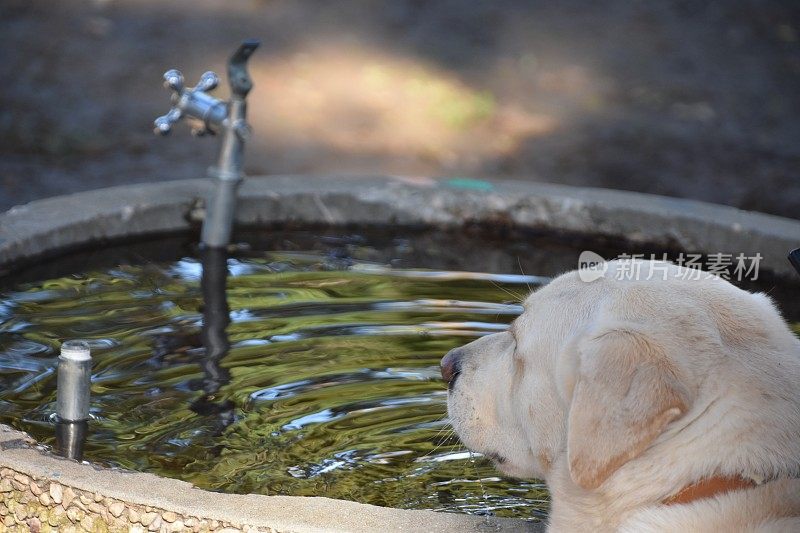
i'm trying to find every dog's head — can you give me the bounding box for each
[444,260,797,490]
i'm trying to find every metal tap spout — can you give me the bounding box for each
[154,39,261,248]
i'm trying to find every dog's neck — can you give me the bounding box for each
[623,477,800,532]
[546,454,800,533]
[546,457,766,532]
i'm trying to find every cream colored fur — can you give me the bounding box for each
[446,260,800,532]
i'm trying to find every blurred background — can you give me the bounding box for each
[1,0,799,218]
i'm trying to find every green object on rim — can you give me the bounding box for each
[444,178,494,191]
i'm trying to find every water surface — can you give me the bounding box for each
[0,229,554,519]
[4,228,798,521]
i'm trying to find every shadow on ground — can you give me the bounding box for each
[1,0,799,218]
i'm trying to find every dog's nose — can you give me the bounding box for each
[441,348,463,386]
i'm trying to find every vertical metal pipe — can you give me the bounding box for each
[201,96,247,248]
[200,40,259,249]
[56,340,92,422]
[200,171,242,248]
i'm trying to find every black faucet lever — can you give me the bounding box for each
[788,248,800,277]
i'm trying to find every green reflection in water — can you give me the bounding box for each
[0,247,549,520]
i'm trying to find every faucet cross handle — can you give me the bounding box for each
[163,69,185,93]
[153,107,183,135]
[194,71,219,93]
[153,69,225,136]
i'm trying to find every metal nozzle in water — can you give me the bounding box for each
[56,340,92,422]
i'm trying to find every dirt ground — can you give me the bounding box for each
[1,0,799,218]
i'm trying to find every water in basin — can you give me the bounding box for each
[0,227,797,521]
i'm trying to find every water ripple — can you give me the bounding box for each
[0,237,548,520]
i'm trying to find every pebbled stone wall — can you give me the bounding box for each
[0,468,274,533]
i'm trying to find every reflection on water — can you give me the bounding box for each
[55,419,87,460]
[0,231,551,520]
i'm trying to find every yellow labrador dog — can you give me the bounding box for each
[442,260,800,532]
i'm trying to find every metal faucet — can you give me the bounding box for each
[154,39,260,248]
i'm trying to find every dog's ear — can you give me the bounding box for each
[566,323,689,490]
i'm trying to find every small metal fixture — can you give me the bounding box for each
[56,340,92,422]
[55,340,92,460]
[154,39,261,248]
